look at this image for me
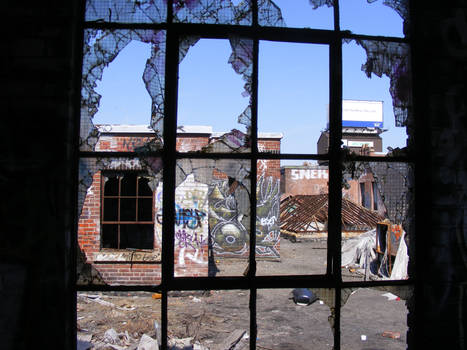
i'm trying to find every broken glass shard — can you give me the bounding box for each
[81,29,166,152]
[85,0,167,23]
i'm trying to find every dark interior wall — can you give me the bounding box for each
[2,1,78,349]
[411,2,467,349]
[1,1,466,350]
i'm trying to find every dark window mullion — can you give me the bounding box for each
[101,174,105,250]
[136,176,139,221]
[118,176,122,249]
[333,0,341,32]
[162,2,176,347]
[249,3,258,350]
[329,37,343,350]
[248,35,259,350]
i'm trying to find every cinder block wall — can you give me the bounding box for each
[2,1,466,349]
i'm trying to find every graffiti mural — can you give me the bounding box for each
[209,180,251,257]
[255,176,281,259]
[208,175,281,259]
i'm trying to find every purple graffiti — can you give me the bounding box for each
[175,229,207,249]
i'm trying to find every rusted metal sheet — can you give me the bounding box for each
[376,222,403,256]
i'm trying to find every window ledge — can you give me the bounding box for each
[93,249,161,263]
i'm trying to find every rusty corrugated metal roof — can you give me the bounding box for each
[280,194,385,233]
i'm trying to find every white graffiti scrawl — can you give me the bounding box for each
[155,174,209,276]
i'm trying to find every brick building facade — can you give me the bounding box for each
[78,125,282,284]
[281,164,381,213]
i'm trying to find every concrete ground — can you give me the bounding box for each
[77,239,409,349]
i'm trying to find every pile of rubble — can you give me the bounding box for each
[78,328,212,350]
[77,292,250,350]
[78,327,249,350]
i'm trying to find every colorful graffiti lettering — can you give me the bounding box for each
[175,206,206,229]
[156,206,207,229]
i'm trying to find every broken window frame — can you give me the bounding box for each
[101,171,155,250]
[77,1,415,349]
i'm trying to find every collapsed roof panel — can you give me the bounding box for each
[280,194,385,233]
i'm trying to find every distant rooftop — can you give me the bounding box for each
[97,124,282,138]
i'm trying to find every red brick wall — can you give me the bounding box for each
[281,167,329,196]
[176,135,210,152]
[258,139,281,180]
[96,135,154,152]
[78,171,101,259]
[92,264,161,285]
[78,170,164,285]
[281,166,377,208]
[78,133,281,284]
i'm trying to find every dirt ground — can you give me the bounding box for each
[77,239,409,349]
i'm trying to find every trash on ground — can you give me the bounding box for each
[382,292,400,301]
[137,334,159,350]
[292,288,319,306]
[382,331,401,339]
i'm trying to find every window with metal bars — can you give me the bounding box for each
[77,1,414,349]
[101,172,154,250]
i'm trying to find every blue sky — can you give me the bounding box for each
[93,0,406,156]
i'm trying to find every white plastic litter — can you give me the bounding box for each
[341,229,376,268]
[390,230,408,280]
[137,334,159,350]
[382,292,399,301]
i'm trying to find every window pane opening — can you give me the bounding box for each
[341,287,411,349]
[257,288,335,349]
[259,41,329,155]
[81,30,166,153]
[168,290,249,349]
[339,0,406,38]
[172,159,251,277]
[259,159,329,276]
[177,38,252,153]
[77,291,162,349]
[341,40,411,156]
[342,162,412,282]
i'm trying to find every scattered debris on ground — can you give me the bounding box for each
[77,240,408,350]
